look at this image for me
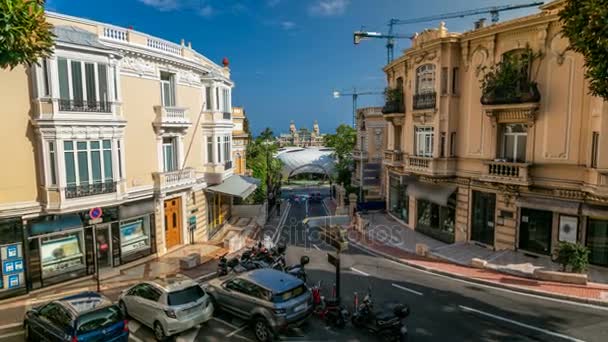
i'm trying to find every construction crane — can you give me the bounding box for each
[354,26,414,65]
[355,2,544,63]
[333,88,383,129]
[391,2,545,26]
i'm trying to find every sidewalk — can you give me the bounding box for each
[350,212,608,306]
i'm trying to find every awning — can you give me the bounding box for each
[206,175,261,199]
[516,196,580,216]
[406,181,457,207]
[581,204,608,218]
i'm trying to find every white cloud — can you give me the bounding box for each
[138,0,180,11]
[281,21,296,30]
[309,0,350,17]
[199,5,215,17]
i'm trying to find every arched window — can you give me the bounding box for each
[416,64,436,94]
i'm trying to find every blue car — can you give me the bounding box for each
[24,291,129,342]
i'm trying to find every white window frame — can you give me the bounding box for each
[162,137,178,172]
[500,123,527,163]
[56,57,110,105]
[416,64,436,94]
[63,139,115,186]
[415,126,434,157]
[206,136,214,163]
[160,72,176,107]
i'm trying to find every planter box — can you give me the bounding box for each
[533,269,588,285]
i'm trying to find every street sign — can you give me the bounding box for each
[89,207,103,220]
[327,253,339,268]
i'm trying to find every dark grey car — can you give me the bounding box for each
[205,268,312,342]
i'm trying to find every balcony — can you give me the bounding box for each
[383,150,403,167]
[65,181,117,199]
[413,92,437,110]
[59,100,112,113]
[405,156,456,177]
[153,168,196,192]
[353,149,368,160]
[480,160,531,186]
[153,106,190,130]
[224,160,233,171]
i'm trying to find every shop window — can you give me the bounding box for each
[586,219,608,266]
[499,123,527,163]
[519,208,552,255]
[389,176,408,222]
[0,218,22,245]
[415,127,434,157]
[416,198,455,243]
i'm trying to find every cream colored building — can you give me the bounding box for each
[278,120,325,147]
[353,107,386,202]
[382,0,608,267]
[0,12,257,297]
[231,106,250,175]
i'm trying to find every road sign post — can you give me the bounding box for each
[323,225,348,304]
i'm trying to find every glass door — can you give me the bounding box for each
[471,191,496,246]
[95,225,112,269]
[519,208,553,255]
[586,219,608,266]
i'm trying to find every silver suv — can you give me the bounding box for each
[206,268,312,342]
[118,275,213,341]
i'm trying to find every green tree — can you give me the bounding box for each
[324,124,356,187]
[0,0,55,69]
[559,0,608,100]
[245,128,282,204]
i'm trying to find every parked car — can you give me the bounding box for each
[310,192,322,202]
[118,275,213,341]
[24,291,128,342]
[206,268,313,342]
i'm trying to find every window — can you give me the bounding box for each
[217,136,222,163]
[223,136,231,162]
[57,57,110,111]
[591,132,599,168]
[206,136,213,163]
[222,88,230,113]
[40,303,72,328]
[416,198,456,244]
[450,132,456,157]
[415,127,434,157]
[117,140,123,178]
[389,176,407,221]
[416,64,436,94]
[519,208,552,255]
[394,125,402,151]
[440,132,446,158]
[48,142,57,185]
[160,72,175,107]
[452,67,459,94]
[168,286,205,306]
[41,59,51,97]
[441,67,448,95]
[162,137,177,172]
[205,87,212,110]
[77,306,123,335]
[64,140,114,186]
[499,123,527,163]
[215,88,220,111]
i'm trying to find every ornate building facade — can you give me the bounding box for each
[353,107,386,202]
[278,120,325,147]
[382,0,608,268]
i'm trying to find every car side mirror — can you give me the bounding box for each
[300,256,310,266]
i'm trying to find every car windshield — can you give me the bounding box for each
[272,284,306,303]
[167,285,205,306]
[77,305,123,334]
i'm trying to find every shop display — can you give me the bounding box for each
[120,218,150,255]
[40,234,85,279]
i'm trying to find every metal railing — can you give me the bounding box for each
[413,91,437,110]
[65,181,117,199]
[59,100,112,113]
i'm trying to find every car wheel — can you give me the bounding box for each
[118,300,129,318]
[23,322,31,342]
[253,318,273,342]
[154,321,167,341]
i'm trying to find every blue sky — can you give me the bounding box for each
[46,0,541,136]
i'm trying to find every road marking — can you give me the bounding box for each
[226,325,248,337]
[129,334,145,342]
[212,317,242,330]
[0,331,23,339]
[273,202,292,243]
[313,244,321,251]
[459,305,585,342]
[392,283,423,296]
[194,272,216,282]
[349,241,608,312]
[350,267,370,277]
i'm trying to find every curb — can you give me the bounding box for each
[348,239,608,308]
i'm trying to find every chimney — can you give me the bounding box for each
[474,18,486,29]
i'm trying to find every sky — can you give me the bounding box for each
[46,0,542,136]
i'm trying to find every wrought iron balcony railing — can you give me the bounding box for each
[413,92,437,110]
[59,100,112,113]
[65,181,117,199]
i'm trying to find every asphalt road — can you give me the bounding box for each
[3,188,608,341]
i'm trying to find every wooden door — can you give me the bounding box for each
[164,198,182,249]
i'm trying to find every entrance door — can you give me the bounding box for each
[471,191,496,246]
[95,225,112,269]
[519,208,552,255]
[164,198,182,249]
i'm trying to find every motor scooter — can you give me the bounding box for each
[311,281,349,328]
[284,256,309,283]
[351,287,409,342]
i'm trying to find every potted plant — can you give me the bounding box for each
[555,242,590,273]
[382,87,405,114]
[480,48,541,105]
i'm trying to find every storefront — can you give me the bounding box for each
[0,217,27,299]
[407,181,457,244]
[388,175,408,222]
[582,204,608,267]
[25,200,155,290]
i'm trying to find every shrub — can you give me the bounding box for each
[555,242,590,273]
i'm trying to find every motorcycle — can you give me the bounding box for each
[284,255,309,283]
[311,281,349,328]
[351,287,410,342]
[217,253,229,276]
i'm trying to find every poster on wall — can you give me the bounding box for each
[559,215,578,243]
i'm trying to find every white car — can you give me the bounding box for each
[118,275,213,341]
